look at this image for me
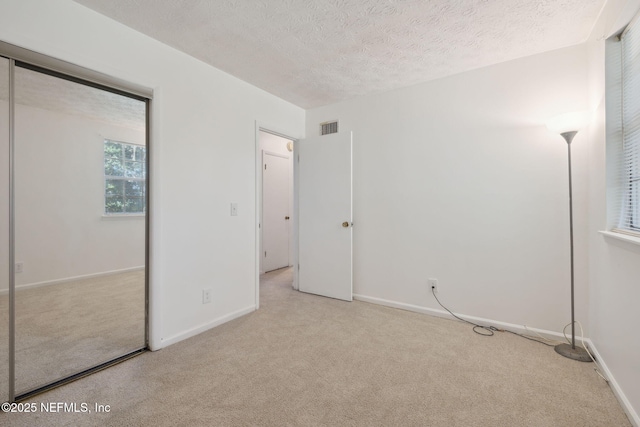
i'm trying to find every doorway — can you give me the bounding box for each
[263,151,290,272]
[257,129,295,303]
[254,126,354,308]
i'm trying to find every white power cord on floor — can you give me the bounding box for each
[434,289,609,383]
[523,325,562,344]
[562,321,608,383]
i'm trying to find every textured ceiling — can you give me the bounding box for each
[0,60,145,131]
[73,0,605,109]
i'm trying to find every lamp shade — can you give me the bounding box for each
[545,111,590,135]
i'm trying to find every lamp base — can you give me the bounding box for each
[554,343,592,362]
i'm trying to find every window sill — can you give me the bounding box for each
[599,230,640,246]
[102,214,146,220]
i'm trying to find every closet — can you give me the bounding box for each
[1,42,150,402]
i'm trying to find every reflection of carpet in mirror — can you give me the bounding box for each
[0,295,7,403]
[0,270,145,394]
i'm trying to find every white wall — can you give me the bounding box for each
[0,0,305,349]
[11,103,145,289]
[258,131,294,274]
[306,44,591,334]
[587,0,640,423]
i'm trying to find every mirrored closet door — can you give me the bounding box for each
[0,55,10,405]
[1,44,150,400]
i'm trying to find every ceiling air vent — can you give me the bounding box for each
[320,120,338,136]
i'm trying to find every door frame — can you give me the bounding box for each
[254,122,299,309]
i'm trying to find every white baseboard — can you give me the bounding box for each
[0,266,145,295]
[156,305,256,349]
[354,293,638,427]
[353,293,567,341]
[585,339,639,427]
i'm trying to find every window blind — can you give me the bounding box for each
[618,17,640,233]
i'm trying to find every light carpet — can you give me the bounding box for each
[0,270,145,395]
[1,267,631,426]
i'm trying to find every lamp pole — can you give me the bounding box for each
[554,131,591,362]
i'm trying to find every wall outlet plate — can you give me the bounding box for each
[15,262,23,273]
[202,288,212,304]
[428,278,438,293]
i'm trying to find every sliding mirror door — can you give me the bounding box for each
[0,56,9,403]
[13,64,147,395]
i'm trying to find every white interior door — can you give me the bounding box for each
[298,131,352,301]
[263,152,290,272]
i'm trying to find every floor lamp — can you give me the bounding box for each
[546,112,592,362]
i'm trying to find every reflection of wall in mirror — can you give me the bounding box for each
[0,103,146,291]
[0,100,9,293]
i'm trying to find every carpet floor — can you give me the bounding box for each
[1,267,631,426]
[0,270,145,395]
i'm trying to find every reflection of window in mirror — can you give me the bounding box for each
[103,139,147,215]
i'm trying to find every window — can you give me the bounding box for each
[608,16,640,236]
[104,139,146,215]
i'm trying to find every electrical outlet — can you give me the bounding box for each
[428,278,438,293]
[202,289,212,304]
[15,262,23,273]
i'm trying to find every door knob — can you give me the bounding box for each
[285,216,290,220]
[342,221,350,228]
